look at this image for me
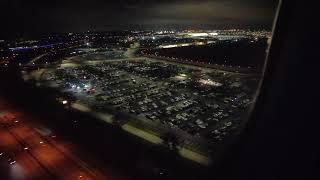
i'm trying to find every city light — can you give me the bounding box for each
[199,79,223,87]
[0,0,279,177]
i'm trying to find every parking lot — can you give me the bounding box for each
[37,57,259,150]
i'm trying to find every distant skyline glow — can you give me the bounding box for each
[1,0,278,38]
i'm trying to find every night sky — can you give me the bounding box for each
[1,0,278,39]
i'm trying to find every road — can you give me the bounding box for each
[0,98,129,180]
[27,53,48,66]
[0,127,52,180]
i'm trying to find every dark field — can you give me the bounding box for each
[144,39,268,72]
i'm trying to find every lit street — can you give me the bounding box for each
[0,98,129,180]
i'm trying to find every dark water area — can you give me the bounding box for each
[0,67,210,180]
[148,39,268,72]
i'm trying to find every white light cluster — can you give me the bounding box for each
[199,79,222,87]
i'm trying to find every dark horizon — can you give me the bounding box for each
[1,0,278,39]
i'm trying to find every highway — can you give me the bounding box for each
[0,98,130,180]
[0,127,52,180]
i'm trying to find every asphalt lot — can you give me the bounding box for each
[22,52,259,166]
